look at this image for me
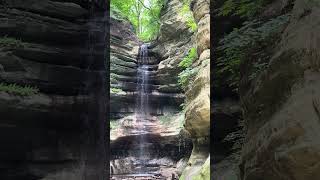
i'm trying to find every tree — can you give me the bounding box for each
[111,0,164,41]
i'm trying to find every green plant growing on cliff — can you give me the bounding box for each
[0,36,25,48]
[178,47,198,90]
[180,0,197,32]
[179,47,197,68]
[0,83,39,96]
[217,15,290,90]
[178,67,199,90]
[218,0,273,18]
[110,87,125,94]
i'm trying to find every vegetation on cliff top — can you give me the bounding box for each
[111,0,197,41]
[111,0,164,41]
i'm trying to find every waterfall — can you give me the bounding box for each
[135,43,152,173]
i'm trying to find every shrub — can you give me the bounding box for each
[0,83,39,96]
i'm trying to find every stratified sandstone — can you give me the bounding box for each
[0,1,107,179]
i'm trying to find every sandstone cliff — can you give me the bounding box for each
[214,0,320,179]
[240,1,320,179]
[0,1,108,179]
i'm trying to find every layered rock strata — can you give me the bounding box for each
[239,1,320,179]
[180,0,211,179]
[109,9,192,179]
[110,11,185,119]
[0,1,107,179]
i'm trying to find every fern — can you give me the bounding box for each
[179,47,197,68]
[179,0,198,32]
[217,15,290,90]
[0,83,39,96]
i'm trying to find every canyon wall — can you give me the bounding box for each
[109,8,193,178]
[179,0,211,179]
[239,0,320,179]
[214,0,320,179]
[0,1,108,179]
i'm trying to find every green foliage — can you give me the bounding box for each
[179,47,197,68]
[217,15,290,90]
[219,0,272,18]
[191,157,210,180]
[178,67,199,90]
[180,0,197,32]
[178,47,198,90]
[0,83,39,96]
[111,0,164,41]
[110,87,124,94]
[0,36,25,48]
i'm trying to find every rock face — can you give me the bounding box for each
[109,12,140,118]
[239,1,320,179]
[151,0,196,94]
[179,0,211,179]
[211,1,244,179]
[0,1,107,179]
[110,11,185,119]
[109,9,193,179]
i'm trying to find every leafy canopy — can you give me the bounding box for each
[111,0,164,41]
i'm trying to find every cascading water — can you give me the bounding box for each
[135,43,152,173]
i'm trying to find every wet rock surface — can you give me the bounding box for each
[110,41,192,179]
[0,1,108,179]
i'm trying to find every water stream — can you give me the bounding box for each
[135,44,152,173]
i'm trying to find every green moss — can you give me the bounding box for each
[179,173,186,180]
[192,158,210,180]
[110,87,124,94]
[0,83,39,96]
[0,36,25,48]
